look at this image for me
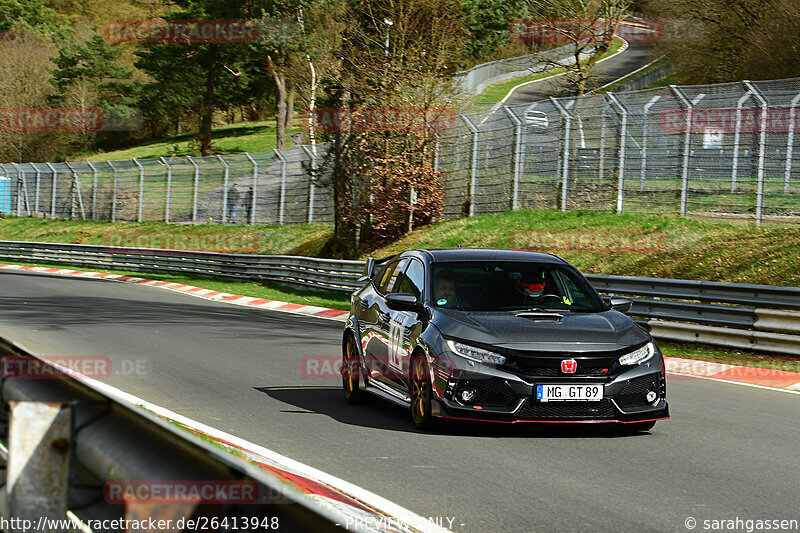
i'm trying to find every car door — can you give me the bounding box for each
[385,258,426,392]
[364,258,408,386]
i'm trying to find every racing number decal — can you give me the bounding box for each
[387,315,405,372]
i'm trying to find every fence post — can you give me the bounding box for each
[745,81,768,226]
[107,161,119,222]
[731,87,754,192]
[599,114,606,181]
[504,105,523,210]
[784,92,800,194]
[641,95,661,191]
[433,134,441,172]
[11,163,26,216]
[301,146,316,223]
[607,93,627,213]
[218,155,230,223]
[551,98,573,212]
[274,149,288,225]
[33,164,41,216]
[64,162,85,220]
[87,161,98,220]
[132,158,144,222]
[245,152,259,225]
[670,86,697,216]
[187,156,199,224]
[160,157,173,223]
[45,162,57,219]
[462,115,479,216]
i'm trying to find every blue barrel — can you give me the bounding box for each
[0,177,10,214]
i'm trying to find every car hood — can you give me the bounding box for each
[431,308,649,353]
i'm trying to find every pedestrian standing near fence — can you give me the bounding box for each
[227,183,240,223]
[245,185,254,225]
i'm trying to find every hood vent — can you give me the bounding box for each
[515,312,564,322]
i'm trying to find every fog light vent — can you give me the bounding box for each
[460,389,477,403]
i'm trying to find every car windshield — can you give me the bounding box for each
[431,261,605,312]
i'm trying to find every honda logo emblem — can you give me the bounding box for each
[561,359,577,374]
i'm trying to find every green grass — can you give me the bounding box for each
[593,59,666,94]
[472,37,625,104]
[645,74,682,90]
[368,209,800,287]
[0,217,333,257]
[77,120,303,162]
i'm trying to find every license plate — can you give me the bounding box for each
[536,384,604,402]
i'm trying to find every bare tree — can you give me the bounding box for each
[526,0,629,96]
[0,30,66,163]
[322,0,467,255]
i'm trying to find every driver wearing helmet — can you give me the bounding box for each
[513,269,560,305]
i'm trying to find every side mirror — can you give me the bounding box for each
[385,293,423,313]
[604,296,633,314]
[359,257,376,282]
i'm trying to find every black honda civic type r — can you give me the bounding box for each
[341,248,669,430]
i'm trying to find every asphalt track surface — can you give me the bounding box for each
[2,270,799,533]
[504,40,654,105]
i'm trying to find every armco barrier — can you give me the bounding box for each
[0,336,371,532]
[0,240,798,354]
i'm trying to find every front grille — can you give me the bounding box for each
[456,377,518,408]
[496,345,644,379]
[616,374,661,408]
[518,399,617,420]
[512,366,609,377]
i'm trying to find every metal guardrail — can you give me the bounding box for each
[0,240,363,293]
[0,336,360,532]
[0,240,798,354]
[455,41,587,97]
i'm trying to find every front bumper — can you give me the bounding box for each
[430,357,670,424]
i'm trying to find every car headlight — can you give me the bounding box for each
[446,340,506,365]
[619,341,656,366]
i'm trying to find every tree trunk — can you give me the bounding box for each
[286,86,295,132]
[267,55,287,150]
[200,64,216,156]
[329,88,358,256]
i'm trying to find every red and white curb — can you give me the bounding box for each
[0,263,350,322]
[14,342,450,533]
[665,356,800,394]
[4,262,800,394]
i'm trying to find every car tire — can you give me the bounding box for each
[342,334,364,404]
[410,353,434,430]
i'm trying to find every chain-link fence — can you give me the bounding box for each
[3,78,800,225]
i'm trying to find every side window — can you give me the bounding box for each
[380,259,408,294]
[553,270,589,307]
[398,259,425,299]
[376,261,396,290]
